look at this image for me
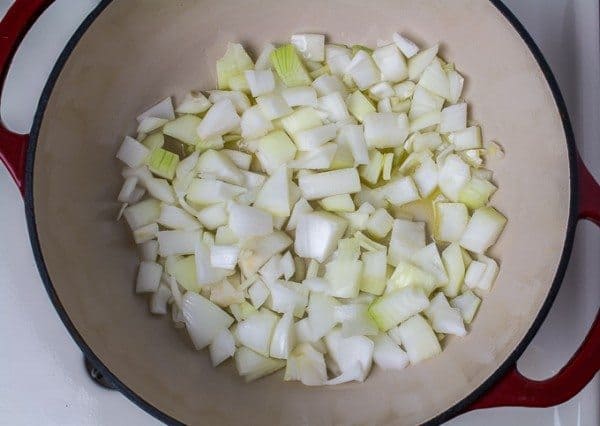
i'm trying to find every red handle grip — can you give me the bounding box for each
[0,0,53,194]
[467,153,600,410]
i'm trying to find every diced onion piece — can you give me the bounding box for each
[458,177,497,209]
[255,43,276,70]
[123,198,161,230]
[137,97,175,122]
[423,292,466,336]
[197,99,241,140]
[368,82,395,101]
[447,69,465,104]
[149,283,171,315]
[208,90,251,114]
[116,136,150,168]
[364,112,409,148]
[392,33,419,58]
[210,279,244,308]
[336,303,379,337]
[253,166,291,217]
[136,261,163,293]
[413,157,438,198]
[411,243,448,287]
[221,149,252,170]
[441,243,465,297]
[265,280,308,317]
[256,131,297,174]
[146,148,179,180]
[410,84,444,119]
[464,260,487,289]
[238,231,292,276]
[286,198,313,231]
[294,211,348,262]
[291,34,325,62]
[209,328,236,366]
[248,279,270,309]
[438,154,471,201]
[394,81,416,99]
[285,342,327,385]
[317,92,350,122]
[413,132,442,152]
[346,50,381,90]
[372,44,408,83]
[229,203,273,238]
[195,241,231,286]
[294,124,337,151]
[158,204,200,230]
[381,153,394,181]
[388,219,426,265]
[387,260,437,295]
[281,107,322,136]
[359,149,384,184]
[157,230,200,256]
[366,208,393,238]
[176,92,211,114]
[259,254,284,283]
[368,286,430,331]
[312,74,348,96]
[270,44,312,87]
[182,291,234,350]
[169,256,199,292]
[380,176,420,206]
[186,178,246,205]
[197,149,244,185]
[408,44,439,81]
[216,43,254,90]
[137,117,167,135]
[306,292,340,339]
[347,90,376,123]
[319,194,355,212]
[240,105,274,139]
[281,86,318,107]
[450,290,481,324]
[244,69,275,97]
[338,124,369,166]
[419,60,450,100]
[139,240,158,262]
[299,168,360,200]
[460,207,506,254]
[440,103,467,133]
[395,314,441,363]
[325,44,352,76]
[434,202,469,242]
[235,309,278,356]
[475,254,499,291]
[410,110,441,133]
[210,244,240,270]
[325,329,373,382]
[235,346,285,382]
[360,250,387,295]
[325,257,363,298]
[270,311,296,359]
[372,333,409,370]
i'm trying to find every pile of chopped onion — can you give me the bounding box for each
[116,32,506,385]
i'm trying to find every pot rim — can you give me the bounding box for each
[22,1,579,424]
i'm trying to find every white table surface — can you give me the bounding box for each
[0,0,598,425]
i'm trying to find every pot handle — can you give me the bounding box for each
[468,153,599,410]
[0,0,53,195]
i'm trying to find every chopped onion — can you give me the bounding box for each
[392,33,419,58]
[209,328,236,366]
[182,291,234,350]
[294,211,348,262]
[372,333,409,370]
[395,314,441,363]
[291,34,325,62]
[197,98,241,140]
[363,112,409,148]
[346,50,381,90]
[372,44,408,82]
[368,286,430,331]
[281,86,318,107]
[136,261,163,293]
[460,207,507,254]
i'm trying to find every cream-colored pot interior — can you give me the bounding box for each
[31,0,571,424]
